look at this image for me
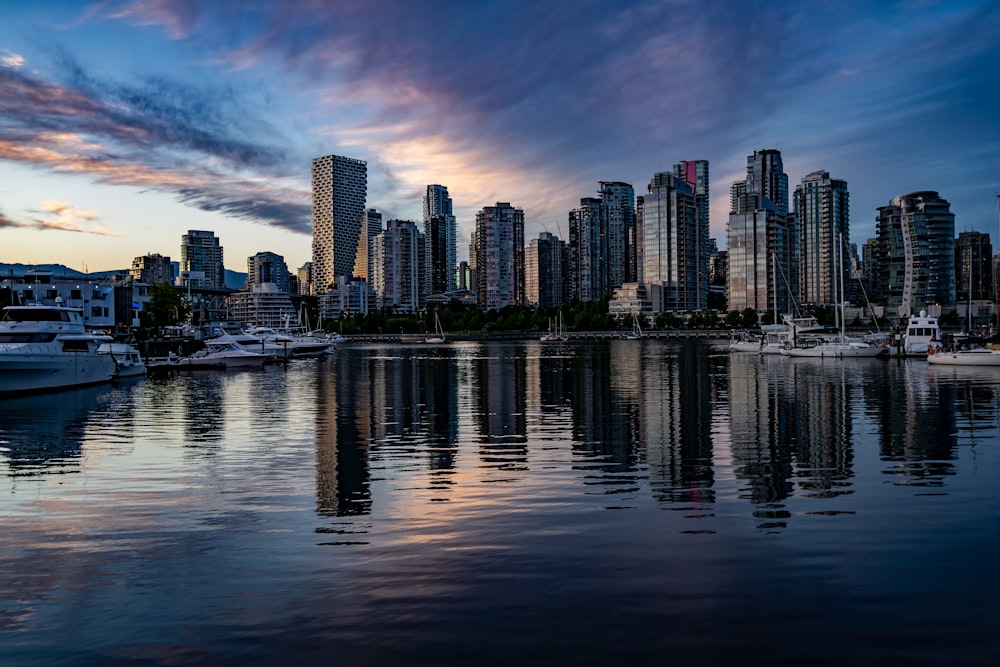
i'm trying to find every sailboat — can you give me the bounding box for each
[540,309,569,342]
[756,253,823,354]
[622,311,643,340]
[783,235,884,358]
[425,312,446,344]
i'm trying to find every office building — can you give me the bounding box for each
[311,154,367,293]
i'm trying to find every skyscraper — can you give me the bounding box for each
[673,160,710,302]
[424,185,457,292]
[371,219,424,313]
[353,208,382,283]
[793,170,850,307]
[876,191,956,316]
[180,230,225,289]
[311,154,367,293]
[473,202,524,310]
[567,197,605,303]
[727,149,796,315]
[525,232,565,308]
[955,231,993,305]
[599,181,636,288]
[637,172,702,312]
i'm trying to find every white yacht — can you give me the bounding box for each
[895,310,942,357]
[0,302,117,395]
[244,326,334,357]
[168,341,268,369]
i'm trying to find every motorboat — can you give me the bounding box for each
[894,310,942,357]
[425,313,447,344]
[97,342,147,378]
[244,326,333,357]
[168,341,268,369]
[0,302,117,395]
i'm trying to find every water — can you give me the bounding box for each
[1,340,998,666]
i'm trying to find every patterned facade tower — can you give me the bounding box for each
[793,170,849,308]
[473,202,524,310]
[876,191,956,315]
[311,154,367,294]
[424,185,457,292]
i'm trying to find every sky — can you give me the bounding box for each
[1,0,999,274]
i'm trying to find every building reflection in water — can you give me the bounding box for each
[472,343,528,470]
[179,373,227,446]
[640,340,717,509]
[315,353,372,517]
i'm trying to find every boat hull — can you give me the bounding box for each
[927,350,1000,366]
[0,352,117,394]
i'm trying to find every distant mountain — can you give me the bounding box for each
[2,263,248,290]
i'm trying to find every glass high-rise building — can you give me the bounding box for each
[473,202,524,311]
[599,181,636,288]
[637,172,702,312]
[311,154,367,294]
[673,160,710,299]
[424,185,457,292]
[793,170,850,307]
[727,149,796,315]
[876,191,956,316]
[955,231,992,305]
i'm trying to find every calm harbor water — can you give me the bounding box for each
[1,339,998,666]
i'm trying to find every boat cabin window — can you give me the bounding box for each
[1,309,72,323]
[0,333,57,343]
[62,339,93,352]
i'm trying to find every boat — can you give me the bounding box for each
[893,310,942,357]
[168,340,268,369]
[0,302,118,395]
[541,310,569,342]
[729,330,762,352]
[927,340,1000,366]
[425,313,446,344]
[244,326,333,357]
[783,236,885,358]
[622,312,643,340]
[97,342,147,378]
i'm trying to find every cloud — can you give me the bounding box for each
[0,49,25,68]
[0,52,309,234]
[0,202,114,235]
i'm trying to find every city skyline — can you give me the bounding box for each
[1,1,998,273]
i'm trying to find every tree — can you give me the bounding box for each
[139,283,189,333]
